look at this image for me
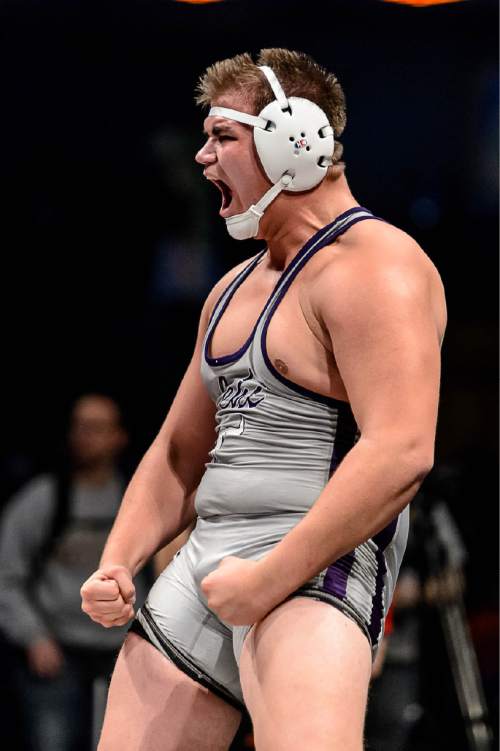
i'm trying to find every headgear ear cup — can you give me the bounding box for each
[208,65,335,239]
[252,66,334,190]
[253,97,334,191]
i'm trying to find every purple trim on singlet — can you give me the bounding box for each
[260,208,380,408]
[319,391,360,607]
[205,206,375,371]
[367,517,399,644]
[323,552,356,600]
[205,249,267,365]
[368,548,388,645]
[329,408,359,474]
[373,517,399,551]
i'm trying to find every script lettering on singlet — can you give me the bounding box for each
[217,370,265,410]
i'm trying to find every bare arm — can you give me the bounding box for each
[202,230,447,624]
[99,255,258,576]
[81,307,215,624]
[99,311,216,577]
[81,258,253,626]
[258,234,446,601]
[258,235,444,588]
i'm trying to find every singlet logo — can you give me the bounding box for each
[218,370,265,410]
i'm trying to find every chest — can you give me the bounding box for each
[208,267,314,352]
[207,265,347,400]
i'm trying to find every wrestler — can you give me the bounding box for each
[81,48,446,751]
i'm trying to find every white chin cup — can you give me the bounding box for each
[225,175,292,241]
[225,206,262,241]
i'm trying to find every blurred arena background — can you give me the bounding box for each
[0,0,497,749]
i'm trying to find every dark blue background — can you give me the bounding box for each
[1,0,497,605]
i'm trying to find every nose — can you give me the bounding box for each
[195,139,216,166]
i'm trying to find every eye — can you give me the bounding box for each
[218,135,236,143]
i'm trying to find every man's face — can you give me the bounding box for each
[68,395,127,467]
[195,93,271,221]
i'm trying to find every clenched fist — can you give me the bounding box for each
[201,556,275,626]
[81,564,136,628]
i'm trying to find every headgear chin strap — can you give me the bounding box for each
[209,65,335,240]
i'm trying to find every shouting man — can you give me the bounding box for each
[81,49,446,751]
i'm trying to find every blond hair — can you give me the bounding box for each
[195,48,347,165]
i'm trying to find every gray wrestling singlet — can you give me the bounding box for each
[133,207,409,708]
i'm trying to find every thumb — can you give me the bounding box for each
[101,564,136,603]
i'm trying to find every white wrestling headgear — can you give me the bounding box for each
[209,66,335,240]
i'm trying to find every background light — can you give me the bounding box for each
[382,1,466,6]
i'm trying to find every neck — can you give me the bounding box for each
[259,172,358,270]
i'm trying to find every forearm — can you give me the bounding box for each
[100,437,200,576]
[258,436,432,604]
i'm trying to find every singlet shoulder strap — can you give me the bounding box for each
[263,206,377,308]
[258,207,380,405]
[206,249,267,329]
[280,206,375,287]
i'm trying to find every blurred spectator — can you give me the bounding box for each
[0,393,150,751]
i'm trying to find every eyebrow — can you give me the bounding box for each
[203,124,236,137]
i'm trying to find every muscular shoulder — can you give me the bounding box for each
[310,219,446,334]
[314,219,440,285]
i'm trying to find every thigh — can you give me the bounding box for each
[98,632,241,751]
[141,545,244,706]
[239,597,372,751]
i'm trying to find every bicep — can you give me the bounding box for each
[322,259,442,444]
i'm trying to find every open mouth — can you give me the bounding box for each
[213,180,233,213]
